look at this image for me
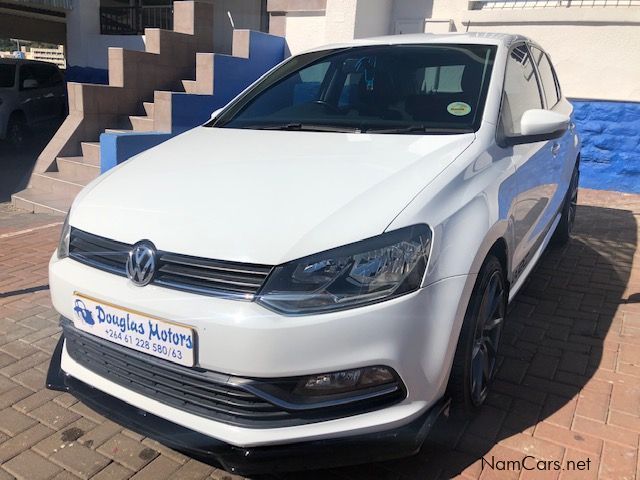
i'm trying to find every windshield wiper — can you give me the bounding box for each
[363,125,474,135]
[242,123,361,133]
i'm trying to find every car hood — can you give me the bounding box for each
[72,127,474,265]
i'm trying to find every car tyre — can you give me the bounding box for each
[552,161,579,246]
[447,255,506,415]
[7,114,27,148]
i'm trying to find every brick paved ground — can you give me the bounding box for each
[0,189,639,480]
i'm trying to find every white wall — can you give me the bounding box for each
[354,0,393,38]
[284,0,391,54]
[66,0,146,69]
[469,22,640,101]
[285,13,327,54]
[431,0,640,101]
[323,0,359,42]
[283,0,358,54]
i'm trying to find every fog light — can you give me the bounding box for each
[293,366,396,396]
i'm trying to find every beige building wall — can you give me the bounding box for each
[271,0,640,102]
[354,0,393,38]
[430,1,640,102]
[278,0,391,53]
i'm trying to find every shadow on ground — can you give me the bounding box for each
[268,203,637,479]
[0,119,62,203]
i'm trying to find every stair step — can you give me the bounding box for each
[57,157,101,184]
[130,116,155,132]
[182,79,197,94]
[143,102,155,117]
[104,129,133,134]
[12,187,74,215]
[30,172,85,196]
[81,142,101,166]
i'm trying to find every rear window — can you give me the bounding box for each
[0,64,16,88]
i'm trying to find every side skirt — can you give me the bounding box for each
[508,213,561,303]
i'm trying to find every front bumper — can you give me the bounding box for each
[50,255,472,446]
[47,335,449,475]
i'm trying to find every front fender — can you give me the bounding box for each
[389,135,517,287]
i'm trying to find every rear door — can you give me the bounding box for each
[33,63,65,119]
[499,43,558,279]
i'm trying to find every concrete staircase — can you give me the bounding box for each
[13,142,102,214]
[12,0,214,216]
[12,7,285,216]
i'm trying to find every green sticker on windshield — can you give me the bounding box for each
[447,102,472,116]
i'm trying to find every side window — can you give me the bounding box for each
[46,65,64,87]
[419,65,465,93]
[500,44,543,137]
[18,65,38,90]
[530,47,560,108]
[240,60,332,118]
[292,61,330,104]
[32,64,62,88]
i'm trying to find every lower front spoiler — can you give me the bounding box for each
[47,335,449,475]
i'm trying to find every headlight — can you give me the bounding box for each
[257,224,431,314]
[57,212,71,259]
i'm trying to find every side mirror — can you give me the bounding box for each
[22,78,39,89]
[520,109,569,139]
[210,108,224,121]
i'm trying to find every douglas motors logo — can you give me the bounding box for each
[74,299,95,326]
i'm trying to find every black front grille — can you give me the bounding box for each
[62,321,405,428]
[68,228,273,299]
[63,322,295,427]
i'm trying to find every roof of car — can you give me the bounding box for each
[302,32,528,54]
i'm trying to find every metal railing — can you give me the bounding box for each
[100,5,173,35]
[470,0,640,9]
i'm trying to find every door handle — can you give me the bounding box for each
[551,143,560,157]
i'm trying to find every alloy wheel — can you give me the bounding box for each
[470,270,505,406]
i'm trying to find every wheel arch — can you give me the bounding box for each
[9,109,27,123]
[487,237,509,290]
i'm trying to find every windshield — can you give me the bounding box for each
[0,64,16,88]
[213,44,496,134]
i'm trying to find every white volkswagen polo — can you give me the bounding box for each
[47,33,580,474]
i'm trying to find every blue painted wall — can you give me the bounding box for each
[100,31,286,170]
[65,66,109,85]
[100,132,172,174]
[172,31,286,134]
[572,100,640,194]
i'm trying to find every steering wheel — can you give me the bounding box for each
[312,100,342,114]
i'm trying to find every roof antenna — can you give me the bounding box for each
[227,11,235,29]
